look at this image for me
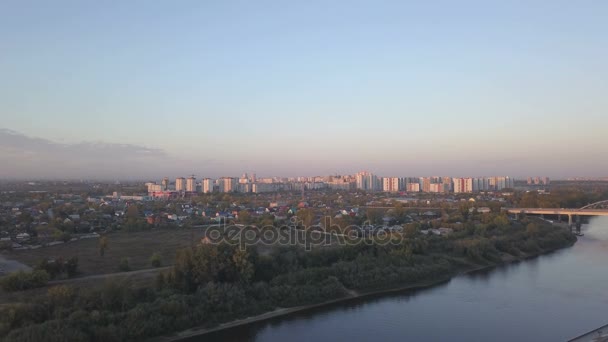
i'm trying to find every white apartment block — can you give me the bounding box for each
[175,177,186,191]
[406,182,420,192]
[453,178,474,193]
[382,177,404,192]
[218,177,238,193]
[186,177,196,192]
[202,178,215,193]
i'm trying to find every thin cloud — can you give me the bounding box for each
[0,128,168,179]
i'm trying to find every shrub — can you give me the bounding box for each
[36,257,79,279]
[150,253,162,268]
[0,240,12,251]
[118,258,130,272]
[60,232,72,243]
[0,270,50,292]
[65,257,79,277]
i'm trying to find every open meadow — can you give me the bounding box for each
[0,227,333,278]
[2,228,208,276]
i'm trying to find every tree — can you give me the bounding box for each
[99,236,108,257]
[238,210,252,224]
[65,257,79,277]
[296,208,315,228]
[365,209,383,225]
[391,204,407,222]
[0,240,11,251]
[404,223,419,237]
[118,258,130,272]
[459,202,471,220]
[232,248,254,284]
[0,270,49,292]
[150,253,162,268]
[526,223,540,237]
[126,205,140,220]
[60,232,72,243]
[47,285,74,308]
[493,214,509,228]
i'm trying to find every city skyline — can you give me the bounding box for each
[141,173,518,196]
[2,1,607,179]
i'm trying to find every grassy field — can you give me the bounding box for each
[1,226,343,280]
[2,229,208,277]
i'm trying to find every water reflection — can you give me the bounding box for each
[198,218,608,342]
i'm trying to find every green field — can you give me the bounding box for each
[1,227,326,278]
[3,229,208,276]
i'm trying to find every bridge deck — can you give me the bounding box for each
[506,208,608,216]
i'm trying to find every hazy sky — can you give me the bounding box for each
[1,0,607,179]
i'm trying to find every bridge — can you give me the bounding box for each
[505,200,608,227]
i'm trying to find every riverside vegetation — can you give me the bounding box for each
[0,213,576,341]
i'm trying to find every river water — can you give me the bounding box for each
[201,217,608,342]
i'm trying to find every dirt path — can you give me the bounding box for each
[48,266,172,285]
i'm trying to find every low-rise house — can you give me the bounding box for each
[16,232,30,241]
[470,207,491,214]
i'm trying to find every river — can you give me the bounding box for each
[198,217,608,342]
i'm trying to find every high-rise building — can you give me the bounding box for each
[356,171,367,190]
[238,183,251,193]
[253,183,280,193]
[429,183,444,193]
[161,177,169,191]
[507,176,515,189]
[442,177,452,192]
[186,176,196,192]
[472,178,484,192]
[406,182,420,192]
[453,178,473,193]
[146,182,162,193]
[202,178,214,193]
[382,177,404,192]
[356,171,380,191]
[218,177,238,193]
[175,177,186,191]
[420,177,431,193]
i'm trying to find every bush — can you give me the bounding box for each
[65,257,79,277]
[0,270,50,292]
[150,253,162,268]
[0,240,12,251]
[60,232,72,243]
[118,258,130,272]
[36,257,78,279]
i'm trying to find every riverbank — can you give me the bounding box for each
[158,239,575,342]
[156,276,456,342]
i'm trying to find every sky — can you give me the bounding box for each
[1,0,607,180]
